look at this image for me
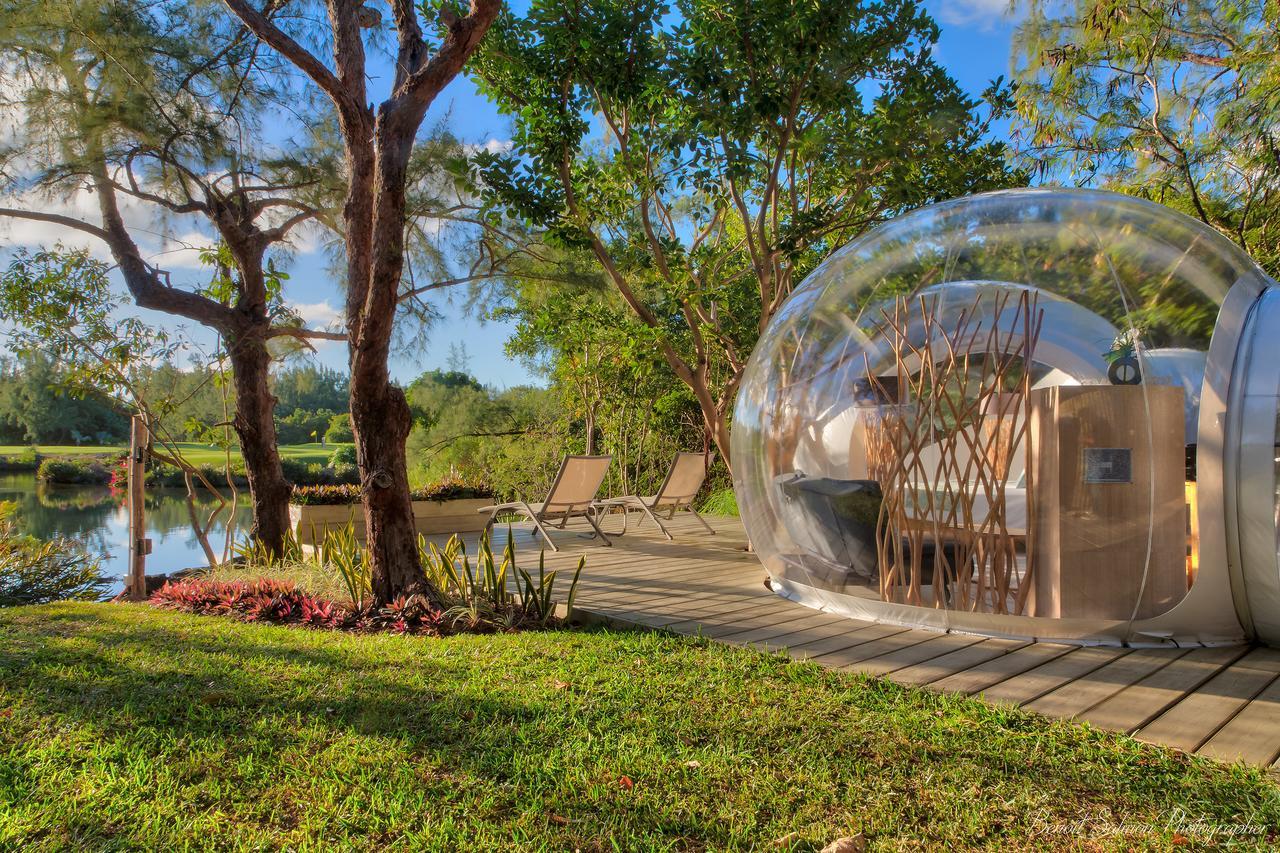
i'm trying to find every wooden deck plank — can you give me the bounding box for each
[811,627,939,669]
[1134,647,1280,754]
[891,638,1030,687]
[926,642,1077,695]
[664,604,818,638]
[722,613,870,648]
[843,632,986,677]
[1080,646,1249,734]
[1197,675,1280,766]
[1024,647,1188,719]
[784,623,912,660]
[977,646,1132,707]
[497,513,1280,768]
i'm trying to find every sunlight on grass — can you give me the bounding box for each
[0,603,1276,850]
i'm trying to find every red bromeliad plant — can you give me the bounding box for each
[149,578,443,635]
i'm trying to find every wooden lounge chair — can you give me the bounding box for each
[594,452,715,540]
[478,454,613,552]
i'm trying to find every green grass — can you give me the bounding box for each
[0,443,341,467]
[699,486,739,517]
[0,604,1276,851]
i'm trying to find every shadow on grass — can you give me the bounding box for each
[1,603,1277,850]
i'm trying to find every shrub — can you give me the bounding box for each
[412,475,494,502]
[215,525,583,633]
[0,447,40,472]
[36,457,112,485]
[275,408,337,445]
[0,502,110,606]
[421,530,585,631]
[148,462,249,489]
[700,487,739,517]
[290,476,493,506]
[149,577,446,635]
[330,463,359,485]
[329,444,357,467]
[324,413,354,444]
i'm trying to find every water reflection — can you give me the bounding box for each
[0,473,249,593]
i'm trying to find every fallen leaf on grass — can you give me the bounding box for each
[618,775,634,790]
[820,834,866,853]
[683,760,701,768]
[552,680,570,690]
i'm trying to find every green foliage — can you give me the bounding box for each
[699,487,739,518]
[328,443,357,467]
[36,457,113,486]
[421,530,585,630]
[289,476,494,506]
[275,365,350,416]
[316,526,371,611]
[0,503,110,606]
[1013,0,1280,275]
[472,0,1021,459]
[323,413,353,444]
[276,408,340,446]
[0,249,168,389]
[0,448,40,472]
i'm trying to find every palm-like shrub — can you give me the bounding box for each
[0,502,110,606]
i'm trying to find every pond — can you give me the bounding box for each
[0,473,251,595]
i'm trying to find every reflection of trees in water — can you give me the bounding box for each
[0,476,250,565]
[0,477,119,541]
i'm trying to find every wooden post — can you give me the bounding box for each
[127,415,151,601]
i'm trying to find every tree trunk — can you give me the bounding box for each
[226,327,291,556]
[345,108,436,607]
[686,374,734,474]
[349,370,423,604]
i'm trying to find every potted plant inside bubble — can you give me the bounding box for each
[1104,327,1145,385]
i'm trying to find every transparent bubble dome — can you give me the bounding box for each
[732,188,1272,645]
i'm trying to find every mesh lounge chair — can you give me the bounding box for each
[478,454,613,552]
[594,452,715,540]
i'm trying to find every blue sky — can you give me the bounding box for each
[3,0,1019,390]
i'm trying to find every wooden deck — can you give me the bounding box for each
[488,511,1280,770]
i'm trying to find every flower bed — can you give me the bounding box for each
[149,577,446,635]
[288,477,494,549]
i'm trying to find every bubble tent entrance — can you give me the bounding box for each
[732,189,1280,647]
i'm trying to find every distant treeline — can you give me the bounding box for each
[0,355,350,447]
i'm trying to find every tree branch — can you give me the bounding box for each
[220,0,361,118]
[0,207,110,241]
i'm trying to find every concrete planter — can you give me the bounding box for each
[290,498,491,550]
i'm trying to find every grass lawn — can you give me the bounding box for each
[0,443,342,467]
[1,604,1276,850]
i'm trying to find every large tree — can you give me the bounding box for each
[0,0,344,555]
[472,0,1018,469]
[1013,0,1280,273]
[219,0,501,604]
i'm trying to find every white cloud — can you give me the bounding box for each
[290,299,343,329]
[286,299,345,351]
[934,0,1018,31]
[477,137,512,155]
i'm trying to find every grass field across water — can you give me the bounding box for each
[0,603,1276,850]
[0,443,341,467]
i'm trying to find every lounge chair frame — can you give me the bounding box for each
[594,452,716,540]
[478,455,613,552]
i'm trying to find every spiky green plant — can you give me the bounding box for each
[419,529,584,629]
[318,525,371,610]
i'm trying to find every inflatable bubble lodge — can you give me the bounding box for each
[732,189,1280,647]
